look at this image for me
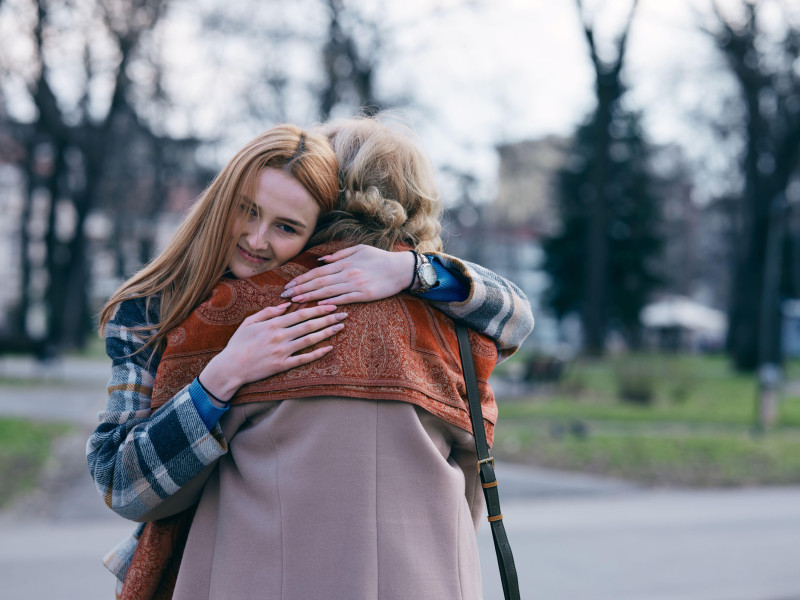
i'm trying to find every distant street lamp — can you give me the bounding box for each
[756,192,789,431]
[757,362,781,431]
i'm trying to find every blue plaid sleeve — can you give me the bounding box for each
[426,253,535,362]
[86,297,228,521]
[418,256,469,302]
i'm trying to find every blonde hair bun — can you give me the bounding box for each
[343,187,408,230]
[311,114,443,253]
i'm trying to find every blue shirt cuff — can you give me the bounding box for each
[189,378,229,429]
[419,256,469,302]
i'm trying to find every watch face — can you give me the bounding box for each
[420,263,437,287]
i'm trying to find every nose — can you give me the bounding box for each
[245,220,270,251]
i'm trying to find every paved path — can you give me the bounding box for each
[1,356,800,599]
[479,487,800,600]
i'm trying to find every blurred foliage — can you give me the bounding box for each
[544,110,664,351]
[612,354,700,406]
[613,356,657,405]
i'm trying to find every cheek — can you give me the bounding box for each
[275,235,309,262]
[231,218,248,241]
[289,236,310,255]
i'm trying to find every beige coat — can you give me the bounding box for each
[161,397,485,600]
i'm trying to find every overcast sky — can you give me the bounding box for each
[2,0,781,203]
[103,0,775,201]
[380,0,741,202]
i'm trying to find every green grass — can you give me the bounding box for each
[0,418,73,507]
[507,353,800,426]
[0,376,39,386]
[494,353,800,485]
[495,426,800,486]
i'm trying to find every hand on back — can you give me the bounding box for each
[281,244,415,305]
[199,303,348,401]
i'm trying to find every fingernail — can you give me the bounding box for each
[323,304,337,311]
[318,256,329,261]
[280,290,291,298]
[284,282,295,290]
[336,312,348,320]
[333,323,344,331]
[278,302,290,308]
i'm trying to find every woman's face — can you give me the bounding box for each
[227,167,321,279]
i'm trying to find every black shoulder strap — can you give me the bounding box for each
[455,323,521,600]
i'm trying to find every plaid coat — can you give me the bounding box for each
[87,253,534,581]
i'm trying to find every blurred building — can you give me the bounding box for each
[492,136,567,237]
[442,136,570,352]
[649,145,732,313]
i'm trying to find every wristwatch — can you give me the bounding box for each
[410,253,438,295]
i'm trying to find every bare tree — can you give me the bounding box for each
[701,1,800,371]
[318,0,385,118]
[200,0,391,125]
[574,0,641,354]
[0,0,171,354]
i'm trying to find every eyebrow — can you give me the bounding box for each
[279,217,309,231]
[238,195,311,230]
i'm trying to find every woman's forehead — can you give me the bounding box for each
[252,168,320,221]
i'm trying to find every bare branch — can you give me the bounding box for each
[612,0,640,76]
[574,0,602,72]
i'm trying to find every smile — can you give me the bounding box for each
[237,245,269,264]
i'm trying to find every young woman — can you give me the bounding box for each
[89,125,344,523]
[89,118,533,596]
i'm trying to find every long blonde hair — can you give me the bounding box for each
[309,115,443,253]
[99,124,338,353]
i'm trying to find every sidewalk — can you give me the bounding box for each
[0,354,109,425]
[1,356,800,599]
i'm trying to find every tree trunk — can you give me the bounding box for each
[60,216,91,349]
[15,142,37,338]
[582,99,611,355]
[43,143,70,353]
